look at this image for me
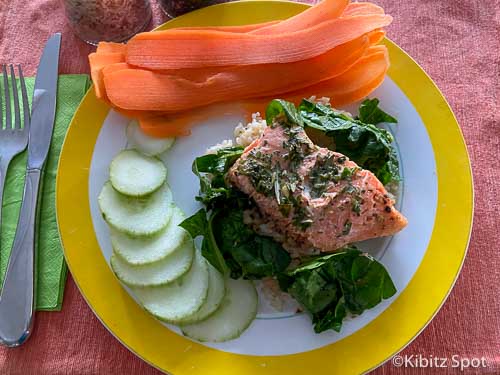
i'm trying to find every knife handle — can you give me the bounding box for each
[0,168,41,347]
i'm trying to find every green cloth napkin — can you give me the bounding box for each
[0,74,90,311]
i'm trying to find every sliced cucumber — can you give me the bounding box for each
[126,120,175,156]
[110,149,167,197]
[179,263,226,324]
[132,251,209,323]
[98,181,173,236]
[110,240,194,287]
[111,206,187,265]
[181,278,258,342]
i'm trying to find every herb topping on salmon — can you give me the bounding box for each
[228,116,407,255]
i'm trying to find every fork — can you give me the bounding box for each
[0,65,30,242]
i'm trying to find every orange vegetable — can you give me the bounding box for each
[101,62,130,76]
[250,0,349,35]
[284,45,390,107]
[139,115,193,137]
[342,2,385,16]
[126,14,392,69]
[175,20,279,33]
[368,29,386,44]
[137,102,251,137]
[88,52,125,99]
[130,46,389,138]
[88,1,393,138]
[96,42,127,54]
[104,35,371,111]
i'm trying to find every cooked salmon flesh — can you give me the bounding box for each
[227,117,408,255]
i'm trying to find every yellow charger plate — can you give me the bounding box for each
[56,1,473,374]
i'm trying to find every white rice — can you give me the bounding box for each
[234,112,267,147]
[206,139,233,154]
[210,97,339,152]
[307,95,331,106]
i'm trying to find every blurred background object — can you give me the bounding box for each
[61,0,152,45]
[159,0,230,18]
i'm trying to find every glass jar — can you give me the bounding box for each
[61,0,152,45]
[159,0,230,18]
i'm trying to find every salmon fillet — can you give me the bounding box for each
[227,118,407,256]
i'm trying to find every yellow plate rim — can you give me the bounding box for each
[56,2,473,374]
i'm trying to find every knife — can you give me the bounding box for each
[0,33,61,347]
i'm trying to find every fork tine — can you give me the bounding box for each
[18,65,30,131]
[2,65,11,130]
[10,65,21,130]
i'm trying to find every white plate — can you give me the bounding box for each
[88,76,437,355]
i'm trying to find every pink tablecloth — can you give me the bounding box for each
[1,0,499,374]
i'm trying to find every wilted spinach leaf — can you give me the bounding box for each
[213,209,291,279]
[358,98,397,125]
[191,147,244,208]
[266,99,304,127]
[179,208,207,238]
[179,208,228,275]
[195,147,244,175]
[288,267,338,313]
[313,297,346,333]
[333,252,397,314]
[279,248,396,333]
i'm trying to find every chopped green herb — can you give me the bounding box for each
[352,198,361,215]
[342,220,352,235]
[238,150,274,196]
[282,124,313,167]
[340,166,358,180]
[309,154,340,198]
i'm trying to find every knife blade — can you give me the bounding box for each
[0,33,61,347]
[28,32,61,169]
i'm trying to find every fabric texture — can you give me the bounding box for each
[0,0,499,374]
[0,75,89,310]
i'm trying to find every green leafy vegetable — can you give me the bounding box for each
[213,209,291,279]
[266,99,304,127]
[287,266,338,313]
[357,98,397,125]
[179,208,229,275]
[181,99,399,335]
[313,297,346,333]
[178,208,207,238]
[195,147,244,175]
[279,248,396,333]
[298,99,399,185]
[191,147,244,208]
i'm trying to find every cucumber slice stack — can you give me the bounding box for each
[97,121,258,342]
